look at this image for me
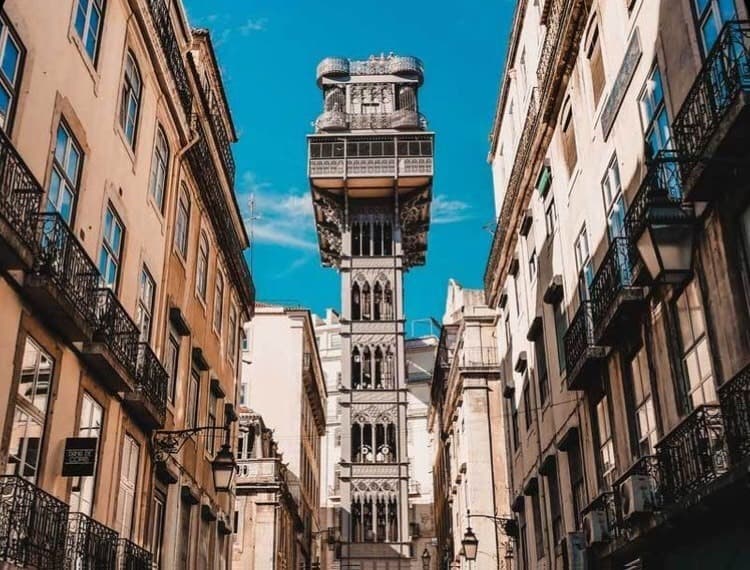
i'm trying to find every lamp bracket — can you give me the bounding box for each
[153,426,229,462]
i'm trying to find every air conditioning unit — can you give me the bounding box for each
[620,475,655,519]
[582,509,609,546]
[564,532,588,570]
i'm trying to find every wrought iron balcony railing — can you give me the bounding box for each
[718,361,750,464]
[457,347,499,368]
[655,404,729,505]
[0,127,44,256]
[135,342,169,420]
[65,512,118,570]
[537,0,568,89]
[0,475,69,569]
[611,455,663,531]
[564,301,596,375]
[118,538,152,570]
[581,490,620,541]
[672,21,750,181]
[589,237,639,333]
[623,151,684,242]
[146,0,192,117]
[209,98,235,185]
[32,212,100,325]
[92,288,140,379]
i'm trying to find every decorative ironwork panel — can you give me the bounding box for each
[624,151,684,242]
[672,21,750,180]
[347,157,396,177]
[0,475,69,569]
[146,0,192,117]
[309,159,345,177]
[92,288,140,379]
[582,491,620,540]
[718,362,750,463]
[564,301,597,375]
[118,538,152,570]
[655,404,729,504]
[209,98,235,186]
[589,237,638,331]
[65,512,118,570]
[612,454,663,533]
[136,342,169,420]
[0,127,44,250]
[398,157,433,176]
[537,0,568,89]
[32,212,100,325]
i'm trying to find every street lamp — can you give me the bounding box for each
[211,442,236,492]
[635,200,695,285]
[421,547,432,570]
[461,526,479,561]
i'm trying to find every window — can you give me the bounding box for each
[186,368,199,429]
[544,199,557,237]
[586,23,606,107]
[98,205,124,289]
[693,0,737,55]
[48,121,82,224]
[567,438,586,528]
[175,186,190,258]
[574,225,594,300]
[150,493,166,569]
[6,337,54,483]
[228,304,238,366]
[511,403,520,451]
[69,393,103,516]
[518,510,529,570]
[74,0,104,61]
[115,434,139,540]
[166,329,180,403]
[602,155,625,240]
[206,390,218,455]
[136,266,155,342]
[528,249,537,281]
[119,51,141,147]
[534,330,549,405]
[518,48,528,99]
[553,301,567,373]
[530,488,545,560]
[523,381,532,430]
[0,18,22,130]
[638,66,671,159]
[351,217,393,256]
[560,99,578,175]
[595,395,616,487]
[213,271,224,335]
[149,127,169,211]
[629,346,658,456]
[675,279,716,409]
[545,461,563,544]
[196,232,209,300]
[177,499,193,568]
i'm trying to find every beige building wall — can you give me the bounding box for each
[0,1,252,569]
[486,1,750,569]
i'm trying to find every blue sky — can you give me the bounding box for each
[184,0,513,325]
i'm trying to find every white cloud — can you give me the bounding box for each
[239,18,268,34]
[431,194,472,224]
[240,172,317,252]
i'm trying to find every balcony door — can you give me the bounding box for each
[69,392,103,516]
[115,434,140,540]
[694,0,738,55]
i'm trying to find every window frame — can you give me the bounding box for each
[98,203,125,290]
[73,0,105,64]
[174,185,190,259]
[166,328,180,404]
[186,367,200,430]
[119,50,142,149]
[136,265,156,343]
[0,15,24,132]
[47,120,83,225]
[559,97,578,176]
[213,269,224,336]
[637,64,671,159]
[196,231,209,301]
[148,125,170,212]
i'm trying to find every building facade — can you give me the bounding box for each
[430,280,511,569]
[232,410,302,570]
[308,54,434,568]
[238,304,327,569]
[0,1,253,569]
[485,0,750,569]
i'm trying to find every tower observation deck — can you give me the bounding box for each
[308,54,433,568]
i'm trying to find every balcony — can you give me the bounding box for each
[123,343,168,429]
[209,98,235,185]
[81,288,140,393]
[65,512,118,569]
[718,362,750,465]
[671,21,750,201]
[118,538,152,570]
[0,475,69,568]
[146,0,192,117]
[236,458,281,486]
[589,237,647,344]
[655,404,729,505]
[0,128,44,270]
[25,213,99,342]
[457,347,499,369]
[564,301,607,390]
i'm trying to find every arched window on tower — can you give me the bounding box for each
[373,282,383,320]
[352,221,361,256]
[352,347,362,390]
[383,346,394,389]
[361,282,372,320]
[388,497,399,541]
[374,347,384,389]
[362,347,372,389]
[351,281,361,320]
[373,221,383,256]
[383,222,393,255]
[384,281,393,319]
[361,222,371,255]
